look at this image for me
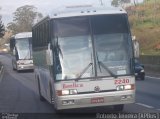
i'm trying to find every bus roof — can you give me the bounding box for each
[14,32,32,39]
[50,5,127,19]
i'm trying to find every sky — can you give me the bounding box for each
[0,0,143,25]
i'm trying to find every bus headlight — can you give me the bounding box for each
[116,85,124,91]
[69,89,77,95]
[17,61,21,65]
[140,69,144,72]
[124,85,132,90]
[62,90,70,95]
[57,89,78,96]
[17,61,24,65]
[29,60,33,64]
[116,84,135,91]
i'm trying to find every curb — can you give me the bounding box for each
[0,65,4,83]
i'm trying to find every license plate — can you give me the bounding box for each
[91,97,104,104]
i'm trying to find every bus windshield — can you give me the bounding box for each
[91,15,132,77]
[55,17,94,80]
[54,14,133,80]
[16,38,32,59]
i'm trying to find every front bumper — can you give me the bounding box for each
[55,90,135,110]
[17,64,34,71]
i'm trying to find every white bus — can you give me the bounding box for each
[10,32,34,72]
[32,6,135,112]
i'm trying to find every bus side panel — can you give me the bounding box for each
[33,49,52,102]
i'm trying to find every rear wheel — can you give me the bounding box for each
[37,78,45,101]
[141,76,145,80]
[17,70,21,73]
[113,104,124,112]
[31,69,34,72]
[54,108,62,114]
[12,61,16,70]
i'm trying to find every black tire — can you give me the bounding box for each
[53,99,63,114]
[54,109,61,114]
[141,76,145,80]
[54,107,64,114]
[113,104,124,112]
[17,70,21,73]
[49,82,54,103]
[37,78,45,101]
[12,61,16,70]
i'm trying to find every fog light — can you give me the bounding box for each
[68,100,74,104]
[121,95,132,100]
[62,100,74,105]
[121,95,127,100]
[62,100,68,105]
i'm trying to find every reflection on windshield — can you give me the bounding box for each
[16,39,29,50]
[54,14,133,80]
[94,34,131,76]
[16,38,32,59]
[56,36,93,80]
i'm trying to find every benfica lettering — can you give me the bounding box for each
[63,83,83,89]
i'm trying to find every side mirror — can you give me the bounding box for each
[46,43,53,66]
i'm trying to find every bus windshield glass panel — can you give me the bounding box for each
[91,14,132,77]
[54,14,133,80]
[16,38,32,59]
[55,17,94,80]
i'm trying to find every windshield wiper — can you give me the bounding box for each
[99,61,117,78]
[76,63,93,80]
[56,37,63,59]
[96,52,116,78]
[23,50,31,60]
[96,52,102,73]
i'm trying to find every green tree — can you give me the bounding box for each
[111,0,119,7]
[7,5,43,34]
[0,13,5,38]
[112,0,131,7]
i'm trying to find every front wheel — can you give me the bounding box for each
[113,104,124,112]
[141,76,145,80]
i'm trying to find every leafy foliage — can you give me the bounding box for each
[127,0,160,55]
[0,16,5,38]
[7,5,43,34]
[111,0,131,7]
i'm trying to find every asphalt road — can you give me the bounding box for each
[0,54,159,119]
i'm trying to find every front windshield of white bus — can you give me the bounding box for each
[54,14,133,80]
[16,38,32,59]
[55,17,94,80]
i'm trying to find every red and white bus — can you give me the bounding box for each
[32,5,135,112]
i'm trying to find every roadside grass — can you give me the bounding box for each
[128,0,160,55]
